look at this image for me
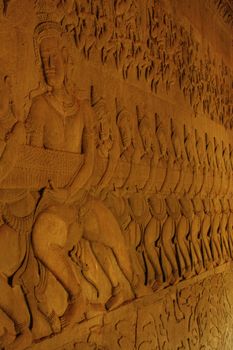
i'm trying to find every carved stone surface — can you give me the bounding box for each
[0,0,232,349]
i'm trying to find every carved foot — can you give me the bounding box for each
[183,268,196,279]
[135,283,153,297]
[215,257,224,266]
[223,255,230,263]
[0,330,16,348]
[105,285,135,311]
[151,280,168,292]
[219,258,225,265]
[60,293,86,329]
[5,328,32,350]
[85,303,106,319]
[195,264,205,275]
[47,311,61,334]
[168,271,181,286]
[205,260,214,269]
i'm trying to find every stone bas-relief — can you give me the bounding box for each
[25,264,233,350]
[0,0,232,349]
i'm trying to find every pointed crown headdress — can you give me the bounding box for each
[33,21,63,65]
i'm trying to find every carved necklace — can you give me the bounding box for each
[45,91,79,121]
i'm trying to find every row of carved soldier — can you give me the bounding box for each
[91,96,233,198]
[45,0,233,129]
[99,190,233,292]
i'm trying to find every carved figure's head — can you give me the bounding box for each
[117,109,132,149]
[128,192,147,219]
[179,195,194,219]
[0,74,11,119]
[156,125,167,158]
[93,98,113,157]
[148,193,166,219]
[34,22,69,90]
[192,196,203,215]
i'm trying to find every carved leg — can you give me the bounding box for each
[202,236,213,269]
[32,212,85,328]
[145,245,164,286]
[190,241,199,274]
[228,233,233,259]
[162,242,180,284]
[192,240,205,274]
[176,242,186,277]
[221,233,230,262]
[0,308,16,348]
[91,243,134,311]
[211,234,223,266]
[82,200,134,286]
[176,223,192,278]
[34,262,61,334]
[5,327,32,350]
[0,279,32,350]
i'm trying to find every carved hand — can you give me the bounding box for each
[47,180,70,203]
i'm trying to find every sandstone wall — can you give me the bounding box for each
[0,1,232,350]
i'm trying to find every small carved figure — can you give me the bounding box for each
[219,198,231,262]
[191,196,205,274]
[201,197,214,269]
[116,107,134,162]
[170,119,185,194]
[144,193,167,289]
[210,197,224,266]
[227,197,233,259]
[91,94,119,190]
[136,105,159,192]
[177,195,195,279]
[127,191,153,295]
[155,114,169,166]
[161,193,180,284]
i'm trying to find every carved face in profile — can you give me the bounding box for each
[139,118,153,153]
[157,127,167,158]
[0,76,10,119]
[118,112,132,149]
[148,194,166,219]
[40,36,65,89]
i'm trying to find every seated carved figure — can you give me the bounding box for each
[26,21,95,328]
[27,21,135,326]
